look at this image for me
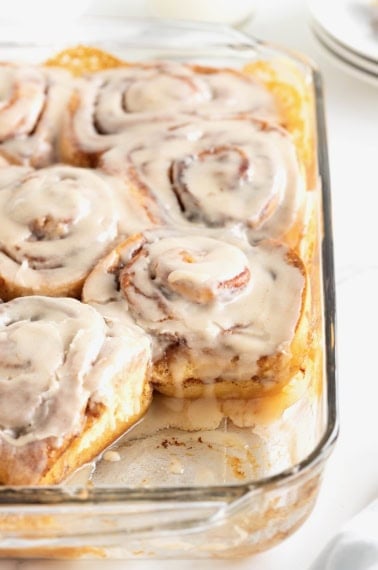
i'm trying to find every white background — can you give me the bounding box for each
[1,0,377,568]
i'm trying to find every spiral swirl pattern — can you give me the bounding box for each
[0,296,146,445]
[100,117,304,244]
[83,228,307,395]
[0,64,72,166]
[0,165,119,299]
[60,61,278,165]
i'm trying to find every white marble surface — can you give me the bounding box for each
[1,0,377,568]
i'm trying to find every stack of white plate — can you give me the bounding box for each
[309,0,378,86]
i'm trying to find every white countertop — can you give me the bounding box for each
[1,0,377,568]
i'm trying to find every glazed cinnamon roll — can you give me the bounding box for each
[0,296,152,485]
[0,165,120,300]
[83,228,309,399]
[59,61,278,167]
[0,64,72,167]
[243,60,316,187]
[100,117,305,247]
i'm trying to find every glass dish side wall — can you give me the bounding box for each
[0,464,323,559]
[0,20,337,559]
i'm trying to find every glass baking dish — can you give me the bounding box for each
[0,18,337,559]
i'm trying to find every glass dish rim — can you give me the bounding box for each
[0,19,338,505]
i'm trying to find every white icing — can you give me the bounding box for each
[0,296,150,446]
[0,165,119,293]
[0,66,45,140]
[0,56,309,442]
[83,228,305,381]
[67,61,278,155]
[101,117,304,241]
[107,172,159,236]
[0,64,73,166]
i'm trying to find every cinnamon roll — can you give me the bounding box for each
[0,64,72,167]
[59,61,278,167]
[243,60,316,187]
[0,165,120,300]
[100,117,306,247]
[0,296,152,485]
[83,228,309,399]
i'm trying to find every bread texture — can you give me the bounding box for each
[83,228,310,399]
[0,296,152,485]
[0,165,119,301]
[0,46,318,490]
